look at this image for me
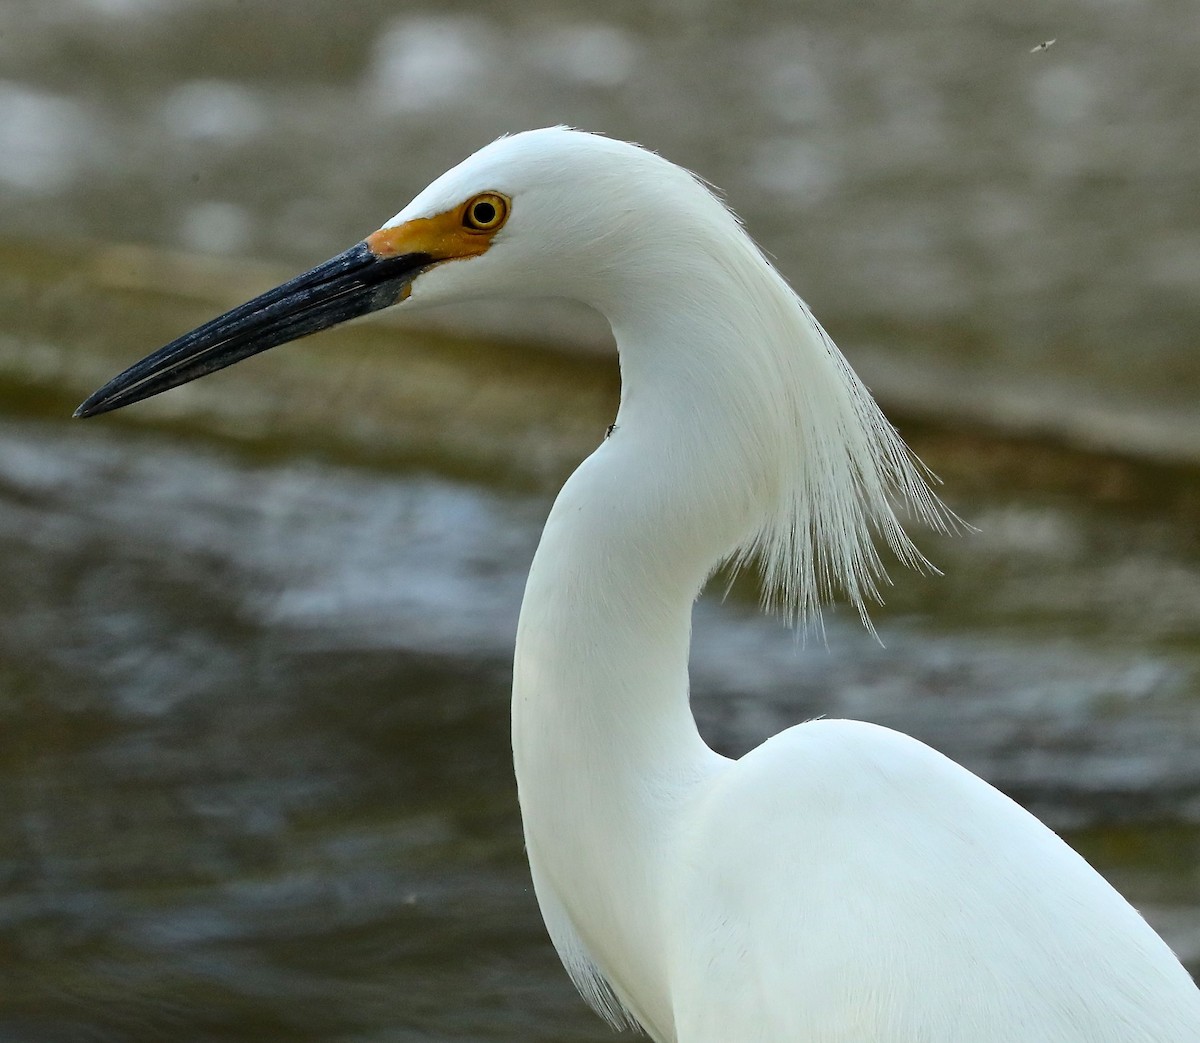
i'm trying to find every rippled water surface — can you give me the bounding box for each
[1,374,1197,1040]
[0,1,1198,1039]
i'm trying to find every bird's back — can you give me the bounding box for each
[662,718,1200,1042]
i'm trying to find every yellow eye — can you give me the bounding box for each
[462,192,510,232]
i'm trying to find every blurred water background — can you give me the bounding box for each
[0,1,1197,1040]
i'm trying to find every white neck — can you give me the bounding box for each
[511,255,774,1029]
[511,354,747,1032]
[509,209,950,1035]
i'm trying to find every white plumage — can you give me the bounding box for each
[398,129,1199,1040]
[79,127,1200,1040]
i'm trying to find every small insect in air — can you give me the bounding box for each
[1030,38,1057,53]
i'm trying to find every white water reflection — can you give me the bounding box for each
[366,17,502,114]
[530,24,640,88]
[0,81,93,192]
[160,80,268,144]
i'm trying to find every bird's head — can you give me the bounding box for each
[75,127,958,628]
[75,128,715,417]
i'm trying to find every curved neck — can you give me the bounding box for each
[512,258,771,774]
[510,350,755,1028]
[512,233,777,773]
[508,215,795,976]
[512,426,741,779]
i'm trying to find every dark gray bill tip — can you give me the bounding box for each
[74,242,433,419]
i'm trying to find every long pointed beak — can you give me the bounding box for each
[74,242,432,418]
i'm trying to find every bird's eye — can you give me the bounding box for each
[463,192,510,232]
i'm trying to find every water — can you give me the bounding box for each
[0,0,1197,458]
[0,395,1197,1039]
[0,1,1197,1037]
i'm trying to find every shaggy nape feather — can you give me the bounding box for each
[673,163,961,634]
[738,295,960,634]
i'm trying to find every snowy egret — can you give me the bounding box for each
[78,128,1200,1040]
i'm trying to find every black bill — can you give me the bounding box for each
[74,242,432,418]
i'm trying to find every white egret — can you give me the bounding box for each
[77,128,1200,1040]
